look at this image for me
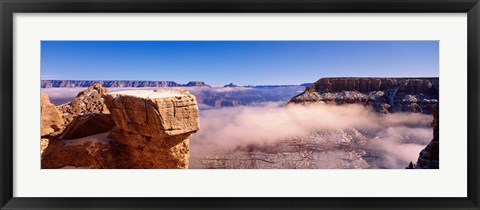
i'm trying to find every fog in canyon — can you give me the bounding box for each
[42,86,432,169]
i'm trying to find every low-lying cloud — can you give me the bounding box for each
[190,102,433,168]
[43,87,434,169]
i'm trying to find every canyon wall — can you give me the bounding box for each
[41,80,211,88]
[408,109,439,169]
[289,77,439,114]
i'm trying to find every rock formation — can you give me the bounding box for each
[103,89,200,168]
[183,81,211,87]
[41,89,200,169]
[289,77,439,114]
[41,93,64,136]
[407,109,439,169]
[57,84,110,125]
[224,83,239,88]
[41,80,212,88]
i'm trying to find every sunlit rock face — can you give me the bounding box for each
[41,93,64,137]
[102,89,200,168]
[57,84,110,125]
[289,78,439,114]
[41,88,200,169]
[104,90,200,137]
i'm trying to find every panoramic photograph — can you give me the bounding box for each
[40,41,439,169]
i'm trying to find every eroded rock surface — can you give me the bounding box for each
[57,84,110,125]
[103,89,199,168]
[289,78,439,114]
[104,89,199,137]
[42,89,200,169]
[41,93,64,136]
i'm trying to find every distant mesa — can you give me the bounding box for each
[182,81,211,87]
[224,83,239,88]
[41,80,211,88]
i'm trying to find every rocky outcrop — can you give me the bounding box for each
[289,77,439,114]
[103,89,200,168]
[59,114,115,140]
[57,84,110,125]
[42,89,200,169]
[41,93,64,136]
[408,109,439,169]
[41,80,211,88]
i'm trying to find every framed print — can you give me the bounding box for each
[1,0,479,209]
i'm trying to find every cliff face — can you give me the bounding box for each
[41,86,200,169]
[408,109,439,169]
[289,77,438,114]
[41,80,211,88]
[103,90,200,168]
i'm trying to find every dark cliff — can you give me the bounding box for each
[408,109,439,169]
[288,77,439,114]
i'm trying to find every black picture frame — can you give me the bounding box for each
[1,0,479,209]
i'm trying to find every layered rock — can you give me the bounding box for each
[42,89,200,169]
[289,77,439,114]
[41,80,179,88]
[41,93,64,136]
[103,89,200,168]
[41,80,211,88]
[57,84,110,125]
[183,81,211,87]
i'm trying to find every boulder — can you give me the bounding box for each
[103,89,200,168]
[60,114,115,140]
[41,93,64,136]
[104,89,199,137]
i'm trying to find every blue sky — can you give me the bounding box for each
[41,41,439,87]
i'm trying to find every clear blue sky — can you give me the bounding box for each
[41,41,439,87]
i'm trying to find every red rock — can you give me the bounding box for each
[41,93,64,136]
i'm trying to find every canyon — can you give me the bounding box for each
[41,77,439,169]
